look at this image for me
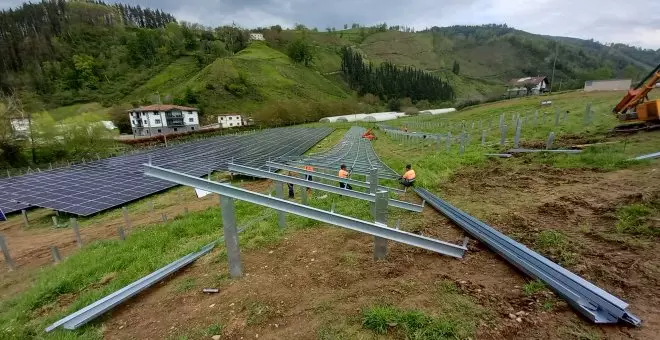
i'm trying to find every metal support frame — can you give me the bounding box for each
[45,242,215,332]
[414,187,641,326]
[508,148,582,154]
[220,196,242,277]
[275,181,286,228]
[144,164,466,258]
[0,234,15,269]
[266,161,404,193]
[229,163,422,212]
[50,246,62,263]
[71,218,82,248]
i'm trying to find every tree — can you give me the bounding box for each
[387,98,401,111]
[287,38,314,67]
[344,24,348,29]
[452,60,460,75]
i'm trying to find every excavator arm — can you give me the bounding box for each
[613,63,660,113]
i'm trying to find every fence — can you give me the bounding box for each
[384,103,603,154]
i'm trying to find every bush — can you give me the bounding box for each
[403,107,420,115]
[224,83,248,96]
[387,98,401,111]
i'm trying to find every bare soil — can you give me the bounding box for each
[101,163,660,340]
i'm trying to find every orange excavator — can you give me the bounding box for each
[612,62,660,132]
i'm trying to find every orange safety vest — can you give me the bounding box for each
[303,165,314,171]
[403,169,416,180]
[338,169,349,178]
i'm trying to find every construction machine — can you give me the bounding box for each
[612,62,660,132]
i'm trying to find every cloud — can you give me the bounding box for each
[1,0,659,48]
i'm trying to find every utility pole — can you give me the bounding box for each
[550,42,559,94]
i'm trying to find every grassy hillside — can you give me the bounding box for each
[168,42,350,118]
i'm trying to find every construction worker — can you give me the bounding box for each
[338,164,352,190]
[399,164,416,187]
[287,171,296,198]
[303,165,314,195]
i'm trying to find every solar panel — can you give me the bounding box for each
[0,127,332,216]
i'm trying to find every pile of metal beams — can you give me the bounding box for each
[414,187,641,326]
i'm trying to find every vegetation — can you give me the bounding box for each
[615,202,659,236]
[340,47,454,101]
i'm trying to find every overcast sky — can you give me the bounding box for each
[2,0,659,49]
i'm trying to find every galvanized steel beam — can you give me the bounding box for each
[229,163,421,212]
[45,242,215,332]
[414,187,641,326]
[145,164,466,258]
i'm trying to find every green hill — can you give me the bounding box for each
[2,1,660,122]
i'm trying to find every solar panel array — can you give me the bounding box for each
[287,126,400,179]
[0,127,332,216]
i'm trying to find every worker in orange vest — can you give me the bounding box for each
[398,164,416,187]
[303,165,314,195]
[338,164,352,190]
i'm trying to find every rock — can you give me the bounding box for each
[516,311,525,316]
[212,336,221,340]
[268,250,274,254]
[209,304,216,308]
[508,313,516,319]
[516,317,522,323]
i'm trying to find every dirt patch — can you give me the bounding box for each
[103,161,660,340]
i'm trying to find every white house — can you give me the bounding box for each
[128,105,200,136]
[249,33,265,41]
[506,76,550,96]
[217,114,243,128]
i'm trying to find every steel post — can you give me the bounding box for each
[51,246,61,263]
[373,191,389,259]
[21,209,29,229]
[276,181,286,228]
[0,234,15,270]
[118,226,126,241]
[71,218,82,248]
[122,207,131,229]
[500,125,508,146]
[220,195,242,278]
[546,132,555,150]
[514,118,522,148]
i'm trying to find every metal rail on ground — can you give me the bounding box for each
[144,164,467,258]
[45,242,216,332]
[414,187,641,326]
[228,163,422,212]
[265,161,405,193]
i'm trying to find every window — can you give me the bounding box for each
[143,120,148,124]
[191,127,195,131]
[220,117,224,120]
[157,129,162,133]
[153,112,159,116]
[174,128,178,132]
[132,120,136,125]
[155,119,161,124]
[230,123,233,127]
[189,117,194,122]
[228,117,232,120]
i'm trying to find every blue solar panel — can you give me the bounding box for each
[0,127,332,216]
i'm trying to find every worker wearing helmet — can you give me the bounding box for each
[399,164,416,187]
[303,165,314,195]
[338,164,353,190]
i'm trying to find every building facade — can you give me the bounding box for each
[584,79,632,92]
[129,105,200,136]
[217,114,243,128]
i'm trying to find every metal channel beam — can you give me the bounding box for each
[266,161,404,193]
[229,163,421,212]
[508,148,583,154]
[46,242,215,332]
[630,151,660,161]
[145,165,466,258]
[414,187,641,326]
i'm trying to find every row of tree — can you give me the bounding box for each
[340,47,454,102]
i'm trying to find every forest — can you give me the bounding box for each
[0,0,247,109]
[340,47,454,103]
